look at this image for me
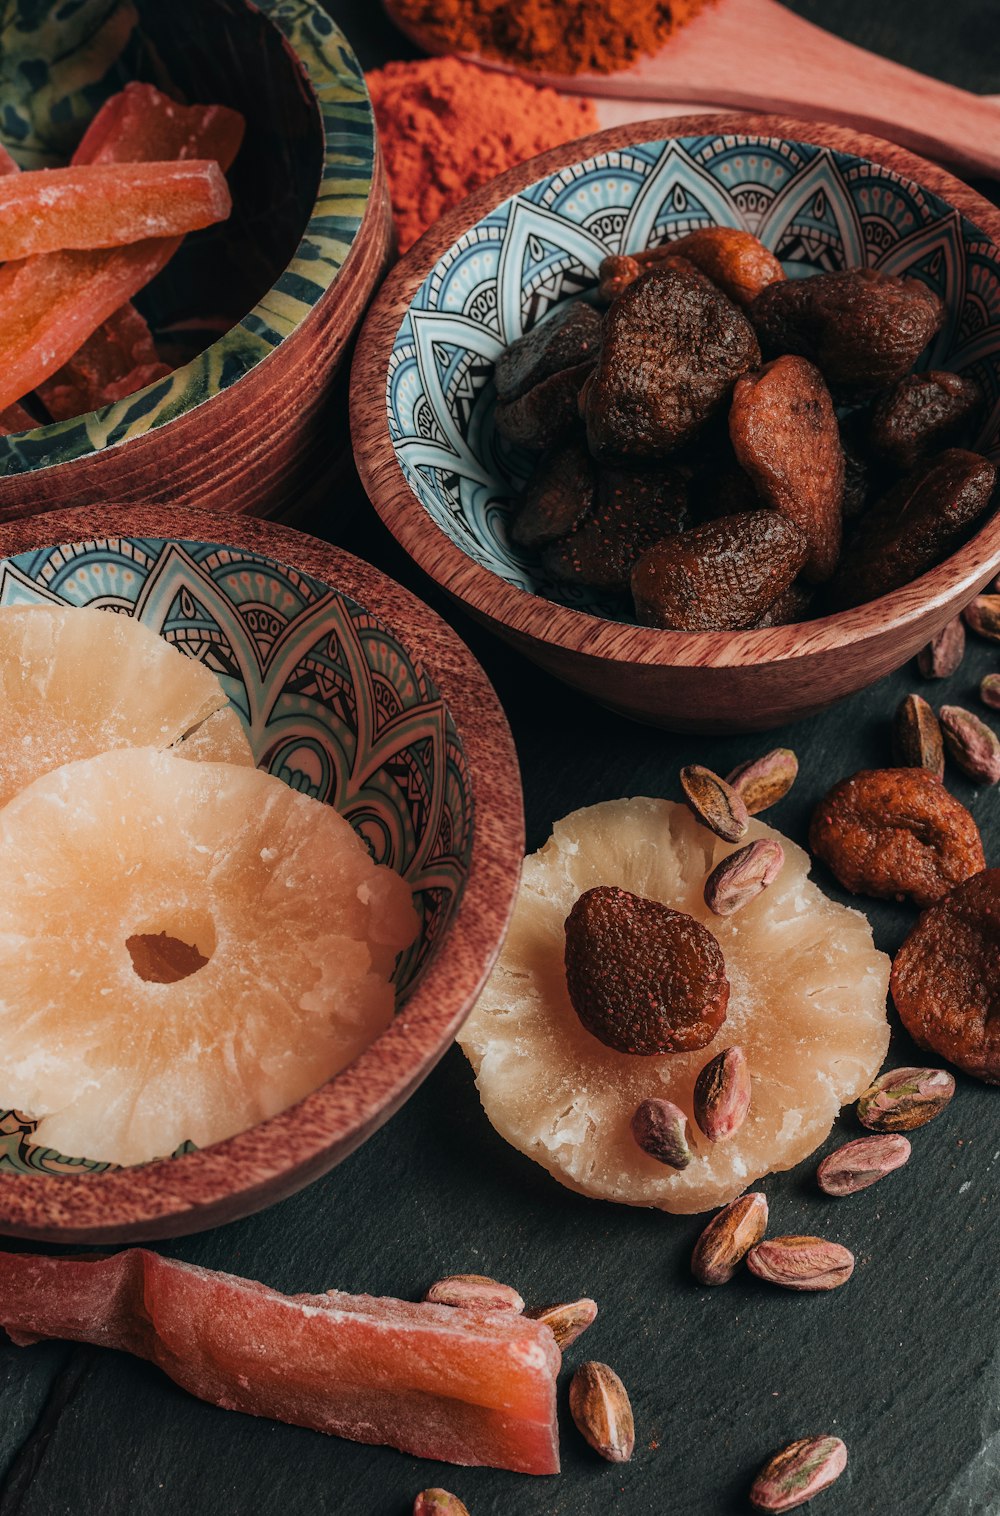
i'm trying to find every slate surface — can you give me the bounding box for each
[2,4,1000,1513]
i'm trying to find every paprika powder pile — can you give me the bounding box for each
[367,59,597,254]
[387,0,711,77]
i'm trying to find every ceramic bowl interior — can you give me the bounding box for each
[0,0,374,479]
[0,533,473,1177]
[387,130,1000,623]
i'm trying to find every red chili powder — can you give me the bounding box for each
[366,59,598,254]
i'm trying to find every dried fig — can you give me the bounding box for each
[512,438,596,548]
[495,361,594,451]
[750,268,945,395]
[809,768,985,908]
[495,301,602,404]
[631,511,807,631]
[891,869,1000,1082]
[585,263,760,460]
[597,249,689,303]
[544,466,689,590]
[729,355,844,581]
[827,449,996,609]
[564,885,730,1054]
[869,370,980,471]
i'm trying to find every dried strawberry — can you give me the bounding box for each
[495,302,602,404]
[869,370,981,472]
[891,869,1000,1082]
[729,355,844,582]
[631,510,807,631]
[827,449,996,609]
[751,581,814,627]
[809,768,985,908]
[585,263,760,460]
[750,268,944,396]
[543,466,690,590]
[564,886,730,1055]
[512,438,596,548]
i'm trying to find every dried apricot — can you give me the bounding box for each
[495,301,602,404]
[750,268,944,395]
[512,438,595,548]
[729,355,844,581]
[868,370,980,471]
[827,449,996,609]
[809,768,985,908]
[891,869,1000,1082]
[564,884,730,1054]
[495,361,593,451]
[543,466,689,590]
[585,263,760,460]
[668,227,786,309]
[631,510,807,631]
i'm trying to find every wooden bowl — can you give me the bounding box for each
[0,0,390,525]
[0,504,522,1243]
[352,113,1000,733]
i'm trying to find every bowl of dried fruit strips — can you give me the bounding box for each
[0,503,521,1244]
[352,113,1000,732]
[0,0,391,525]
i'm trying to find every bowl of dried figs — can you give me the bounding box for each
[352,113,1000,732]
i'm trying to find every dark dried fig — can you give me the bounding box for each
[631,510,807,631]
[729,355,844,581]
[809,767,985,908]
[597,249,689,303]
[543,466,689,590]
[495,361,594,451]
[891,869,1000,1082]
[868,370,981,471]
[511,438,596,548]
[585,263,760,460]
[827,449,996,609]
[751,581,814,627]
[564,885,730,1054]
[750,268,944,395]
[495,301,602,404]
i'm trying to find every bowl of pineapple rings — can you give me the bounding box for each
[0,504,522,1243]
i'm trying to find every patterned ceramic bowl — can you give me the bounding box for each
[0,504,522,1243]
[353,114,1000,732]
[0,0,389,523]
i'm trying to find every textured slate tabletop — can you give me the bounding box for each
[3,5,1000,1514]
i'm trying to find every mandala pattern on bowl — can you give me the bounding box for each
[387,131,1000,618]
[0,536,472,1174]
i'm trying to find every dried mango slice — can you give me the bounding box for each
[0,1250,560,1475]
[459,798,890,1214]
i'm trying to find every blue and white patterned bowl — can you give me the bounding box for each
[353,115,1000,732]
[0,505,522,1242]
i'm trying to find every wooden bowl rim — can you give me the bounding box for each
[0,0,379,473]
[0,504,524,1240]
[351,111,1000,671]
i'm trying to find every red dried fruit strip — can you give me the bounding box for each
[0,1249,560,1475]
[564,884,729,1054]
[891,869,1000,1083]
[809,767,984,908]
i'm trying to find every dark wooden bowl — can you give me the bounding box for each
[351,113,1000,732]
[0,504,523,1243]
[0,0,390,525]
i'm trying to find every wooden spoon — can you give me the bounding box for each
[384,0,1000,180]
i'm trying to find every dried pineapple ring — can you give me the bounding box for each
[0,605,244,807]
[459,798,890,1214]
[0,748,418,1167]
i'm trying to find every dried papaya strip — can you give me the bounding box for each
[74,82,245,171]
[0,160,231,261]
[0,1250,561,1476]
[36,301,171,420]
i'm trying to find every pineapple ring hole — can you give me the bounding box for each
[126,913,216,985]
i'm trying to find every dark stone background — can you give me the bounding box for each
[2,4,1000,1512]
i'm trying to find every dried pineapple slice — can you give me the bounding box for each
[0,747,418,1166]
[0,605,243,805]
[458,798,890,1214]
